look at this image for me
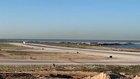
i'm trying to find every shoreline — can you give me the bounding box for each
[43,43,140,52]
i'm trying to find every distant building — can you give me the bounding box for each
[23,41,26,44]
[81,42,90,45]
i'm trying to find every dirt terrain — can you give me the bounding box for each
[0,43,140,78]
[0,43,105,64]
[2,42,140,65]
[0,65,139,79]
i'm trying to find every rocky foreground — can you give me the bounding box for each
[83,72,140,79]
[0,72,140,79]
[0,65,140,79]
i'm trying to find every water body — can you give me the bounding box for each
[108,43,140,49]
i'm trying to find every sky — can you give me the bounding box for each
[0,0,139,40]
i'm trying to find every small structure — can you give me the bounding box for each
[23,41,26,44]
[41,48,44,50]
[77,52,79,54]
[52,64,56,67]
[109,56,113,58]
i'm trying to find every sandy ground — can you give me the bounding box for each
[0,43,140,65]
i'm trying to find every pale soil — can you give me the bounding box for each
[0,51,104,61]
[0,43,140,65]
[0,43,105,64]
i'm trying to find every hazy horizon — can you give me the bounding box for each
[0,0,139,40]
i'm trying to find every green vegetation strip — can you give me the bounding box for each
[0,43,18,48]
[6,51,29,55]
[0,65,139,75]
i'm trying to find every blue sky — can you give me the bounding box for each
[0,0,139,40]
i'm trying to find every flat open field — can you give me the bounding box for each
[0,43,105,64]
[0,43,140,65]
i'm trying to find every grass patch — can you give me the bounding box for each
[0,43,28,50]
[0,43,18,48]
[0,65,140,75]
[6,51,29,55]
[53,65,140,75]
